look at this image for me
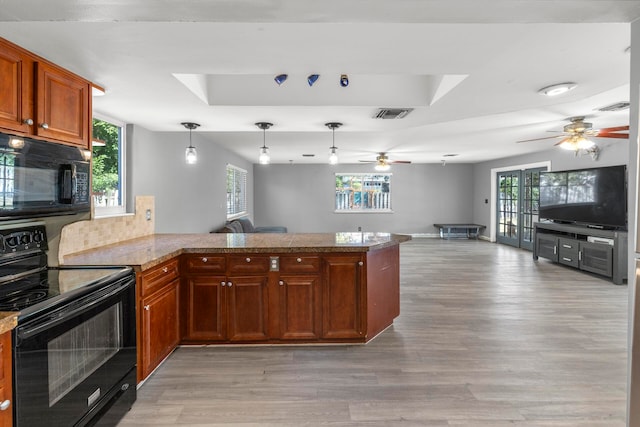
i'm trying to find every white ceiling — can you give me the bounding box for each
[1,0,638,164]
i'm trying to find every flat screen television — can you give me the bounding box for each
[538,165,627,230]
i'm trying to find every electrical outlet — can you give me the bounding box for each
[145,209,152,221]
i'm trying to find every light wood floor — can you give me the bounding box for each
[119,238,629,426]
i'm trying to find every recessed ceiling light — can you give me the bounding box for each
[538,82,577,97]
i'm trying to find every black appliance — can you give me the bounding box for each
[0,222,136,427]
[538,164,627,230]
[0,133,91,220]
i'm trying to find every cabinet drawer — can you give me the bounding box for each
[558,238,579,267]
[227,255,270,274]
[141,258,179,296]
[184,255,226,274]
[279,255,320,274]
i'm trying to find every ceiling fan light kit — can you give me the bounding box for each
[537,82,577,97]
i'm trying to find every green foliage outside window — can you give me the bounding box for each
[92,119,120,195]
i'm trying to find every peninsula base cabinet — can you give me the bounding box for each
[533,222,627,285]
[138,258,180,383]
[180,247,398,345]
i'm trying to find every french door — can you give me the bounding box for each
[496,167,545,250]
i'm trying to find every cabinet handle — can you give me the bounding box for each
[162,267,168,273]
[562,257,572,262]
[579,251,582,261]
[23,118,33,125]
[296,258,302,263]
[0,400,10,411]
[40,122,49,129]
[227,282,233,287]
[202,257,208,263]
[245,257,251,263]
[279,280,285,286]
[553,246,557,255]
[358,261,364,266]
[221,281,226,287]
[143,305,150,311]
[562,244,572,249]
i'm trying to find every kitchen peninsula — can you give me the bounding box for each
[62,232,410,382]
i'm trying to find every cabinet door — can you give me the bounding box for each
[0,332,12,427]
[278,275,321,340]
[322,254,364,340]
[580,241,613,277]
[536,234,558,262]
[36,62,90,148]
[0,41,30,134]
[186,276,227,341]
[226,276,269,342]
[141,279,180,378]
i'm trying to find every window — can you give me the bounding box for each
[227,165,247,218]
[92,116,125,216]
[335,173,392,212]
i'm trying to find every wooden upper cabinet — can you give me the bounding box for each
[0,40,31,134]
[0,37,92,149]
[35,62,90,148]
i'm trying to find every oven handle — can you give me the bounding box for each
[16,276,134,344]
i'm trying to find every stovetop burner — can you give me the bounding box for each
[0,289,48,311]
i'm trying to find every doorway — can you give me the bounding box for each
[496,167,545,250]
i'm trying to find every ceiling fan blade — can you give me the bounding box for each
[390,160,412,164]
[595,125,629,139]
[358,160,376,163]
[516,135,563,143]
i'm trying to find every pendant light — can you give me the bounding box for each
[255,122,273,164]
[182,122,200,164]
[325,122,342,165]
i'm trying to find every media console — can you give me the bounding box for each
[533,222,628,285]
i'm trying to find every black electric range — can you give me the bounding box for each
[0,222,137,427]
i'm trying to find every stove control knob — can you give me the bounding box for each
[20,234,32,245]
[5,236,18,248]
[33,231,44,243]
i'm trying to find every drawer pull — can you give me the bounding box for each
[0,400,10,411]
[562,244,572,249]
[296,258,302,263]
[279,280,285,286]
[162,267,168,273]
[246,257,251,263]
[202,257,208,263]
[358,261,364,266]
[579,251,582,261]
[562,257,572,262]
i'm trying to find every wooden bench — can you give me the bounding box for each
[433,223,486,240]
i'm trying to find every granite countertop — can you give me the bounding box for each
[0,312,18,335]
[62,232,412,271]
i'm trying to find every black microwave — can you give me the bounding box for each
[0,133,90,220]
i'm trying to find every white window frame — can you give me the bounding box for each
[335,173,393,213]
[226,164,247,219]
[93,114,127,218]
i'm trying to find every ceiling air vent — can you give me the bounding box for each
[373,108,414,119]
[597,102,630,112]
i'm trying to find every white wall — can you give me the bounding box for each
[127,124,253,233]
[253,163,474,234]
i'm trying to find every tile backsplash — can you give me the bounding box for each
[58,196,155,263]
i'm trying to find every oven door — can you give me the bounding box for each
[13,274,136,427]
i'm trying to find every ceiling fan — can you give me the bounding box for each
[516,116,629,153]
[359,152,411,171]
